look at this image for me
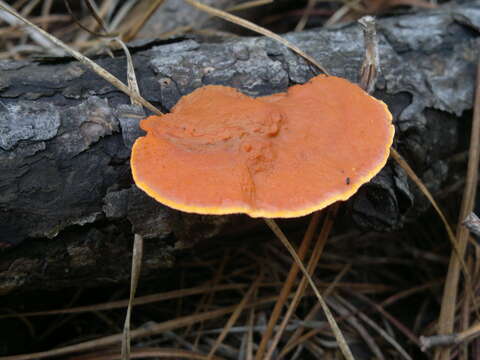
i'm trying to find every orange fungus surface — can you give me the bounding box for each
[131,75,394,218]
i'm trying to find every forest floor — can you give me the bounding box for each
[0,1,478,360]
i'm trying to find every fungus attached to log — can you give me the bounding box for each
[131,75,394,218]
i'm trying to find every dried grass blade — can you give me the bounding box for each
[255,212,321,360]
[358,16,379,94]
[183,0,330,75]
[390,149,471,285]
[114,39,141,105]
[0,283,247,319]
[279,264,351,358]
[186,251,231,344]
[122,0,166,42]
[76,347,224,360]
[0,0,64,55]
[109,0,137,31]
[328,297,385,360]
[352,291,420,346]
[264,205,339,360]
[41,0,54,31]
[324,4,350,27]
[64,0,118,37]
[83,0,111,34]
[436,60,480,360]
[295,0,316,32]
[264,218,355,360]
[74,1,142,108]
[20,0,41,17]
[0,3,162,115]
[245,295,256,360]
[207,269,263,359]
[0,295,291,360]
[121,234,143,360]
[227,0,273,12]
[335,295,412,360]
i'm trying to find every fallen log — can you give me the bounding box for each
[0,2,478,291]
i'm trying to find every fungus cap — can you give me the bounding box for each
[131,75,394,218]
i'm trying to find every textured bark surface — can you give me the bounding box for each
[0,2,479,291]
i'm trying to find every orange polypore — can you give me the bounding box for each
[131,75,394,218]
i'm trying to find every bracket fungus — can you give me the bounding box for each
[131,75,394,218]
